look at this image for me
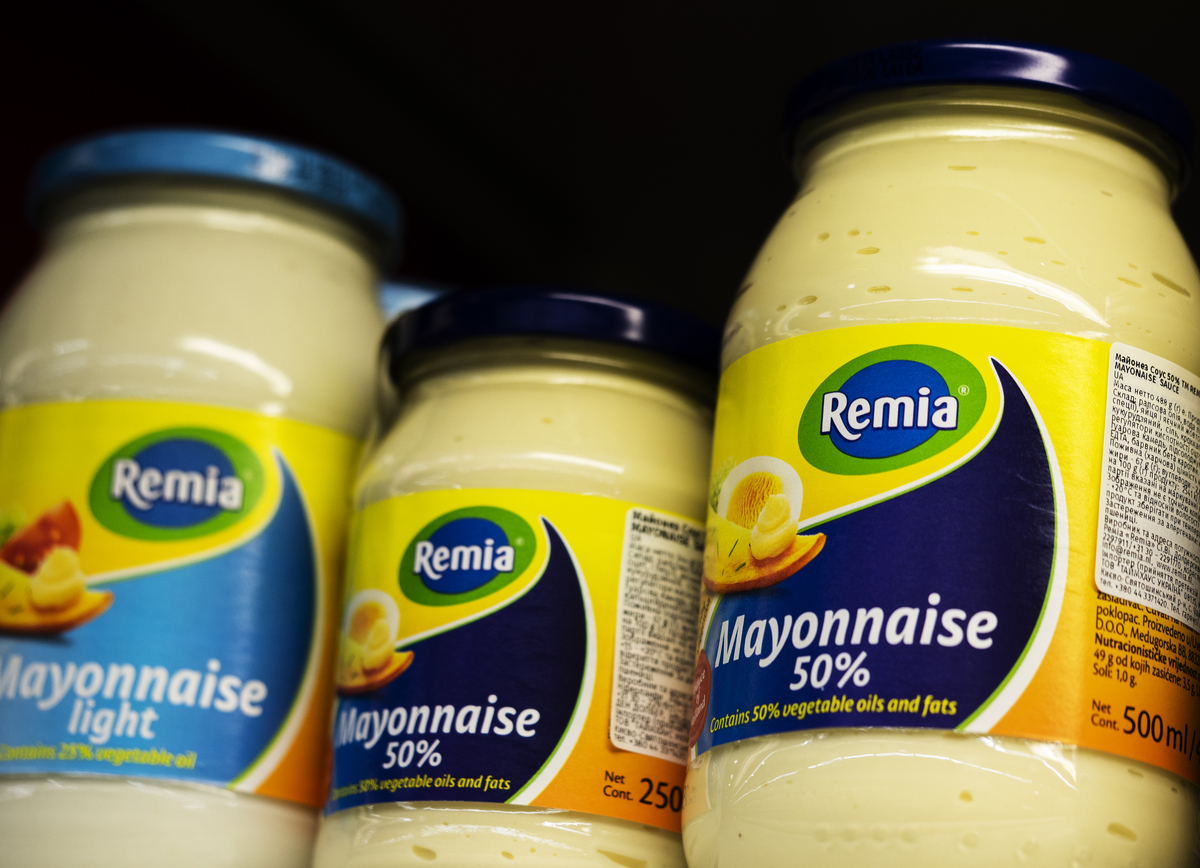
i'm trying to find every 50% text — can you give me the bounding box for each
[791,651,870,691]
[383,738,443,770]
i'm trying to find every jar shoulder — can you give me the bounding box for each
[358,373,713,518]
[727,145,1200,373]
[0,217,383,435]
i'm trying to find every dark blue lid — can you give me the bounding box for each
[30,129,402,252]
[385,287,720,381]
[785,40,1194,167]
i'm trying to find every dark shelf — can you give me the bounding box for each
[4,0,1197,326]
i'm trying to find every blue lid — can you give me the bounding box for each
[385,287,721,381]
[376,281,447,322]
[785,40,1194,167]
[30,129,402,252]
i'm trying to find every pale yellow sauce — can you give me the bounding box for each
[749,494,796,560]
[0,185,381,433]
[28,547,86,610]
[723,89,1198,373]
[687,87,1200,867]
[685,730,1197,868]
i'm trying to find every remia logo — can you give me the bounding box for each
[799,346,986,475]
[820,364,959,449]
[414,528,515,586]
[90,428,264,540]
[399,507,536,606]
[111,455,244,513]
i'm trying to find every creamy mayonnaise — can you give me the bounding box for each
[685,58,1200,868]
[356,337,712,511]
[720,87,1198,373]
[0,132,389,868]
[315,300,716,868]
[0,181,382,430]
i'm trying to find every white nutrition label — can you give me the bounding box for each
[1095,343,1200,631]
[610,507,704,765]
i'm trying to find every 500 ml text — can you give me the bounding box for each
[1120,703,1199,762]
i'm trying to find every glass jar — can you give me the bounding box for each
[685,41,1200,868]
[315,289,716,868]
[0,130,395,868]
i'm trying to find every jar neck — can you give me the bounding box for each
[391,335,715,409]
[793,86,1182,205]
[39,177,385,266]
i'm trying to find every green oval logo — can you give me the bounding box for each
[798,345,986,475]
[399,506,536,606]
[89,428,265,540]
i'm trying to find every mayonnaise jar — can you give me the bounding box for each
[315,289,717,868]
[0,130,395,867]
[685,41,1200,867]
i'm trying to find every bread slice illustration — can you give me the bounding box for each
[337,649,415,696]
[0,581,113,635]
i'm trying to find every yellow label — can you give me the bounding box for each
[693,324,1200,783]
[0,400,359,807]
[327,489,704,831]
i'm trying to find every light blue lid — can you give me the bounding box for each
[30,129,402,251]
[377,281,446,321]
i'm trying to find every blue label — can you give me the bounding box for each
[0,455,314,785]
[694,361,1059,754]
[328,519,587,813]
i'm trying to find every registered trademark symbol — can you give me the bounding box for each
[958,385,970,396]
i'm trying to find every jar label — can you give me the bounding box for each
[327,490,704,832]
[0,400,358,807]
[693,324,1200,783]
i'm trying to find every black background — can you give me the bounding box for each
[3,0,1197,326]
